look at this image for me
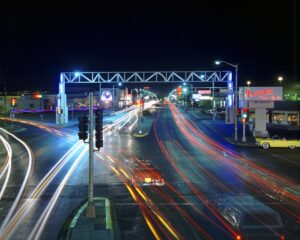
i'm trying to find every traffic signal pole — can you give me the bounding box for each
[86,92,96,218]
[242,87,247,142]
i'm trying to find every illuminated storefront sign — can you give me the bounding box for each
[198,89,211,95]
[240,87,282,101]
[192,94,212,101]
[101,91,112,101]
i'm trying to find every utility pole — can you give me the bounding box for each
[86,92,96,218]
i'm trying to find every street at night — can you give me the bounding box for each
[0,1,299,240]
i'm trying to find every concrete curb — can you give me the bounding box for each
[67,197,114,240]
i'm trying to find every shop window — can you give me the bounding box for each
[273,113,286,124]
[287,113,298,126]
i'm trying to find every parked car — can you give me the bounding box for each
[256,135,300,149]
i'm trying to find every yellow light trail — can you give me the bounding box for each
[124,183,137,202]
[135,186,148,202]
[110,166,120,176]
[119,167,130,179]
[154,212,180,240]
[144,215,162,240]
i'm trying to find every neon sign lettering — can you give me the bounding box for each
[245,88,273,97]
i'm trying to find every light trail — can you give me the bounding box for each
[0,128,33,233]
[0,117,75,141]
[160,102,300,236]
[96,154,176,240]
[0,135,12,200]
[103,154,183,240]
[28,146,88,240]
[128,110,139,131]
[0,142,83,239]
[169,103,300,213]
[118,111,134,130]
[153,109,239,239]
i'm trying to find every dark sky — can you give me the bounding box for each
[0,1,298,93]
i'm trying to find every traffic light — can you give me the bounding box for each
[95,108,103,150]
[241,108,249,123]
[78,115,88,141]
[10,98,17,107]
[57,107,62,114]
[33,93,42,99]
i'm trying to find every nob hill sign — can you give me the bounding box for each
[239,87,283,101]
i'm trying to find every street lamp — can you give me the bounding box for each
[215,60,239,142]
[246,80,251,87]
[278,76,283,85]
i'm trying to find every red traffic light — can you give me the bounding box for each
[33,92,43,99]
[10,98,17,106]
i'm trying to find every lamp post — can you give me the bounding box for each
[215,60,239,142]
[246,80,251,87]
[278,76,283,85]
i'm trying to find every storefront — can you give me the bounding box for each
[269,101,300,126]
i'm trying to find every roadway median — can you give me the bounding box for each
[62,197,114,240]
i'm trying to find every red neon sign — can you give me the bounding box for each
[245,88,273,98]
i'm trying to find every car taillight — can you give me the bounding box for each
[280,235,285,240]
[236,235,241,240]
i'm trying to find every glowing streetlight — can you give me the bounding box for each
[278,76,283,85]
[246,80,251,87]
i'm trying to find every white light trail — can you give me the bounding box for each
[0,135,12,200]
[0,141,83,239]
[28,146,88,240]
[0,128,33,232]
[128,110,139,131]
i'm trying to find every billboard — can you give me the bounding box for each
[239,87,282,101]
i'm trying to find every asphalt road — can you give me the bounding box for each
[0,104,300,240]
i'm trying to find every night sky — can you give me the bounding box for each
[0,1,298,94]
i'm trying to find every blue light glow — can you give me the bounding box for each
[118,82,122,87]
[74,72,80,77]
[228,72,232,81]
[200,74,205,79]
[227,94,233,107]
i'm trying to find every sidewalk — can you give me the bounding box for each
[66,197,113,240]
[133,116,154,138]
[188,109,257,147]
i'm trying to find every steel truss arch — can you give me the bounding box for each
[61,71,232,84]
[56,70,233,125]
